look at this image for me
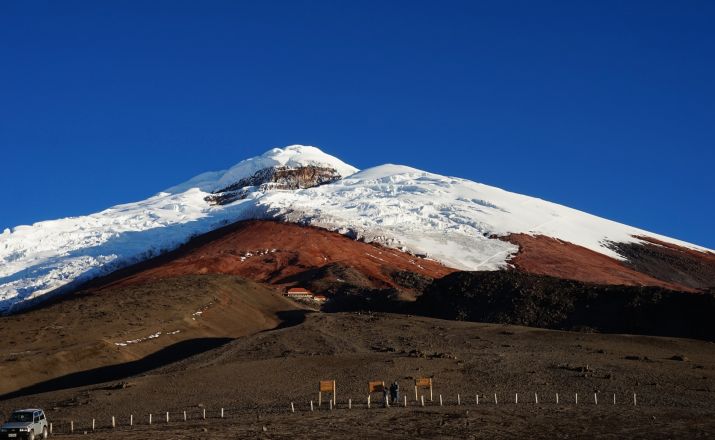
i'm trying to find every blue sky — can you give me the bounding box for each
[1,1,713,248]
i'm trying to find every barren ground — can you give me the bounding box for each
[2,312,714,439]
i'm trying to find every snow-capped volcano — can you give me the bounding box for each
[1,145,713,313]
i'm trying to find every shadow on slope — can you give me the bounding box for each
[0,338,232,400]
[271,309,310,329]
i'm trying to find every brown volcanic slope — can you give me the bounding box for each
[97,220,455,296]
[503,234,715,291]
[0,275,305,396]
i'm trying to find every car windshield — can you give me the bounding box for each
[9,412,33,423]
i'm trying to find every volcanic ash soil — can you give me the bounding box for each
[2,312,714,439]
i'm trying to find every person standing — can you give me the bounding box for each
[390,381,400,404]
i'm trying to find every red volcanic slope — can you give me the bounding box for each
[97,220,455,291]
[503,234,688,290]
[503,233,715,292]
[87,220,713,296]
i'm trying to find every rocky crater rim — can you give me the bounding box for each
[205,165,344,206]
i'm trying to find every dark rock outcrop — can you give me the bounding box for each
[205,166,343,205]
[389,270,434,291]
[607,236,715,291]
[413,271,715,341]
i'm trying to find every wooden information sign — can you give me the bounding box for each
[368,380,385,394]
[318,380,336,406]
[414,377,434,401]
[415,378,432,388]
[320,380,336,393]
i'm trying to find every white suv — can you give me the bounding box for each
[0,409,49,440]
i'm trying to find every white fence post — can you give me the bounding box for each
[594,393,598,405]
[183,411,187,421]
[556,393,559,404]
[130,414,133,426]
[92,419,95,431]
[421,395,425,407]
[494,393,498,405]
[535,393,538,404]
[439,394,443,406]
[457,394,461,405]
[112,416,115,429]
[515,393,518,404]
[310,400,314,411]
[291,402,295,413]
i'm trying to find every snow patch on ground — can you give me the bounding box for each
[238,249,277,262]
[114,329,181,347]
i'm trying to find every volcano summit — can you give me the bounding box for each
[1,145,713,314]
